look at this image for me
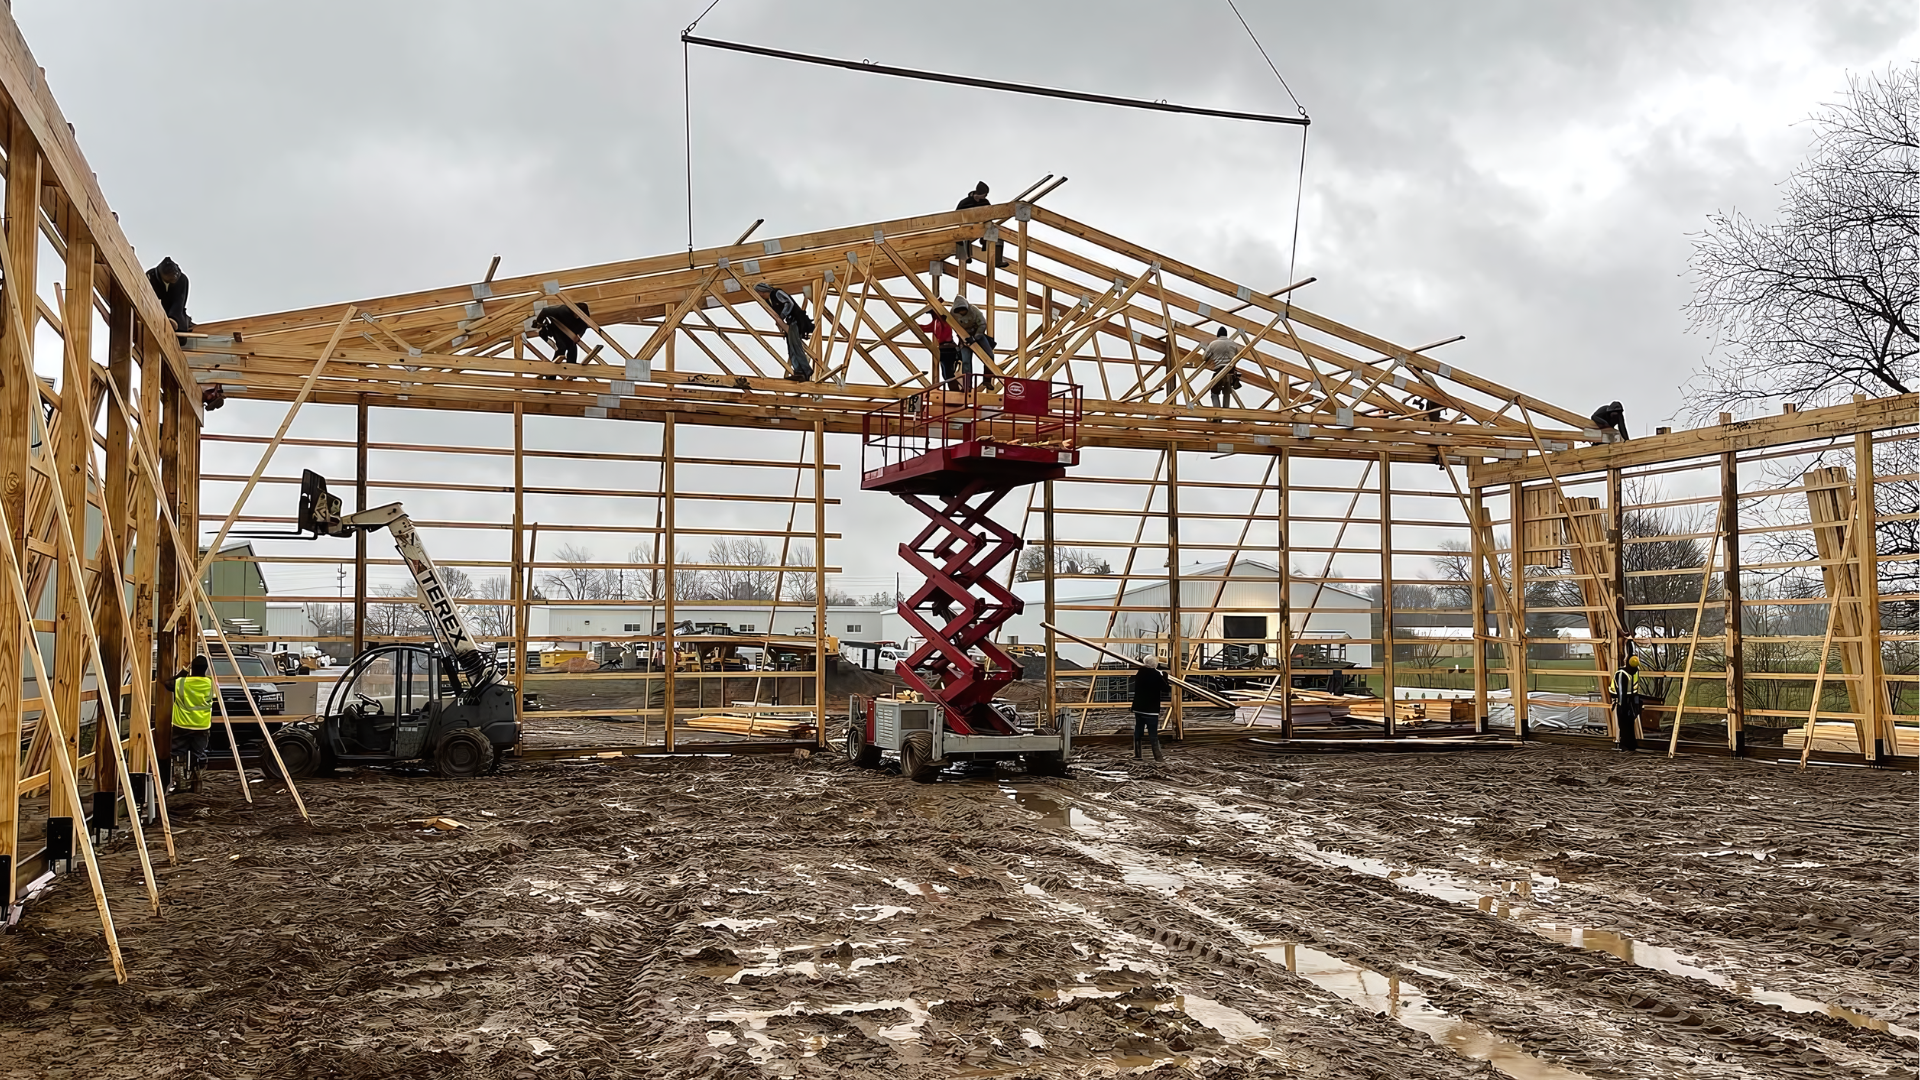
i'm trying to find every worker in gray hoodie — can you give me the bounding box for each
[948,296,993,391]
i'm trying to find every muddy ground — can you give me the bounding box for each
[0,742,1913,1080]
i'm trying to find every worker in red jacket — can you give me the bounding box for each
[920,308,960,390]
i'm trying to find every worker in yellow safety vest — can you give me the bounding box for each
[165,655,216,793]
[1610,654,1642,752]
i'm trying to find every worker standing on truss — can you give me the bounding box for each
[531,301,590,365]
[1200,326,1243,410]
[948,297,992,392]
[955,182,1008,268]
[920,306,962,391]
[1592,401,1629,441]
[754,282,814,381]
[145,257,194,332]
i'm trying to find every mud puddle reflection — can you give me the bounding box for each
[1255,941,1595,1080]
[1533,924,1918,1040]
[1288,841,1914,1038]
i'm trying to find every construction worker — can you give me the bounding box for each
[1592,401,1629,441]
[1132,657,1168,761]
[1610,654,1642,751]
[955,182,1008,268]
[165,655,216,793]
[919,307,962,391]
[146,257,193,331]
[753,282,814,381]
[1200,326,1240,410]
[948,297,993,391]
[532,301,590,365]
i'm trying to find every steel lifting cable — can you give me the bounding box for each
[1223,0,1311,314]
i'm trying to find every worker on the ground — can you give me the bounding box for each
[165,655,216,793]
[1592,401,1628,441]
[531,301,590,365]
[754,282,814,381]
[955,182,1009,267]
[1200,326,1241,410]
[920,306,961,391]
[948,297,993,391]
[1132,657,1168,761]
[1610,654,1642,752]
[146,257,193,331]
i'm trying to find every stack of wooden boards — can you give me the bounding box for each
[1228,687,1473,729]
[679,711,818,738]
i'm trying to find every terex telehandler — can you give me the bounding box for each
[240,471,520,778]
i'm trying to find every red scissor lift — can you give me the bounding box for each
[847,379,1081,781]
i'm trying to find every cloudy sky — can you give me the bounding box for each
[15,1,1915,603]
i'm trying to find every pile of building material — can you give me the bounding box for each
[678,711,817,739]
[1228,689,1473,729]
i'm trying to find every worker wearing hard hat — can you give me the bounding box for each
[1610,654,1642,751]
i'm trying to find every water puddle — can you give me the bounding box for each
[1256,941,1595,1080]
[1533,924,1918,1040]
[1000,786,1109,836]
[1287,842,1913,1038]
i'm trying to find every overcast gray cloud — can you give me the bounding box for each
[14,1,1914,597]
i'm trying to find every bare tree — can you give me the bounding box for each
[783,545,817,603]
[469,574,515,639]
[705,538,777,600]
[1016,545,1113,582]
[1684,64,1917,417]
[303,603,353,641]
[365,584,427,638]
[542,542,605,600]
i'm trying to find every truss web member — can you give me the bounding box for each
[145,256,194,331]
[1592,401,1629,441]
[754,282,814,381]
[531,300,590,365]
[164,655,216,793]
[1132,658,1168,761]
[1200,326,1242,410]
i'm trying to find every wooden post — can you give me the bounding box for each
[1165,444,1184,739]
[1508,482,1529,738]
[1016,210,1029,377]
[511,404,524,742]
[1043,479,1058,731]
[50,236,95,821]
[1469,485,1488,734]
[1854,431,1887,757]
[1721,452,1746,755]
[1278,447,1294,739]
[351,396,369,658]
[151,371,184,781]
[0,108,37,902]
[1605,467,1627,744]
[662,415,677,751]
[813,420,827,748]
[1379,453,1396,736]
[1666,504,1724,757]
[94,286,134,806]
[128,323,161,778]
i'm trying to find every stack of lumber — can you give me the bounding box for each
[1782,722,1919,757]
[1228,689,1473,729]
[679,713,817,738]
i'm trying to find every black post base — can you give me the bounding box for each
[44,817,74,874]
[127,773,149,820]
[89,790,116,839]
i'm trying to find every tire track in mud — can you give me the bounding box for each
[995,753,1915,1079]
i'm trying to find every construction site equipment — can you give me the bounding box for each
[237,471,519,777]
[848,380,1081,780]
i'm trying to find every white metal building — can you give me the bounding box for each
[1002,559,1375,667]
[526,602,905,646]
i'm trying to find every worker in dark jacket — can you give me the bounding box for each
[164,655,216,793]
[146,257,193,331]
[532,301,590,364]
[1132,658,1168,761]
[955,182,1008,267]
[1592,401,1628,440]
[753,282,813,381]
[1610,655,1641,751]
